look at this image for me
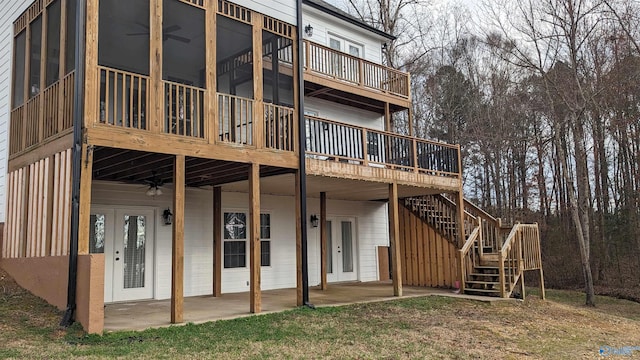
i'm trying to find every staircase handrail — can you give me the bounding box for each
[458,221,481,295]
[463,198,500,226]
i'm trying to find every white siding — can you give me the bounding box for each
[234,0,297,25]
[92,182,389,299]
[302,5,385,64]
[0,1,30,223]
[305,96,384,130]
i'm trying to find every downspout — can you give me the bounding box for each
[61,0,86,327]
[296,0,313,308]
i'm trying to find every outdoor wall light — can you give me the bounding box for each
[146,185,163,196]
[310,214,319,228]
[162,208,173,226]
[305,24,314,37]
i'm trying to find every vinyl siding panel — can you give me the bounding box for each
[0,0,31,223]
[91,182,389,299]
[234,0,297,25]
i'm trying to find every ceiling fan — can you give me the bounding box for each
[127,22,191,44]
[143,171,165,196]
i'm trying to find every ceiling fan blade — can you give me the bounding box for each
[166,34,191,43]
[163,24,181,33]
[134,21,150,30]
[126,32,149,36]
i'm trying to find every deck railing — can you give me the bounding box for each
[305,115,460,177]
[304,40,410,98]
[9,71,75,156]
[98,66,149,130]
[264,103,295,151]
[218,93,254,145]
[164,81,205,138]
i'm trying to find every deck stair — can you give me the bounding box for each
[402,194,545,299]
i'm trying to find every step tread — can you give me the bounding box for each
[463,288,501,293]
[465,280,500,285]
[469,273,500,278]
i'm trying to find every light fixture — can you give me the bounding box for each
[382,42,388,50]
[310,214,319,228]
[146,185,163,196]
[304,24,313,37]
[162,208,173,225]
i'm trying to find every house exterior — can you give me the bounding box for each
[0,0,543,334]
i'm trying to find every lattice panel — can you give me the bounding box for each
[217,0,251,24]
[13,0,44,34]
[178,0,206,9]
[263,17,293,39]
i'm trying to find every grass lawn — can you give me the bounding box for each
[2,269,640,359]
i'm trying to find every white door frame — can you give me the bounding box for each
[326,216,358,283]
[91,205,156,303]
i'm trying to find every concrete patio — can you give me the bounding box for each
[104,281,503,331]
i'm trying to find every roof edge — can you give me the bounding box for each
[302,0,396,41]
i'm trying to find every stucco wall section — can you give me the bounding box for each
[0,256,69,309]
[76,254,104,334]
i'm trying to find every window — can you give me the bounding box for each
[224,212,246,268]
[223,212,272,268]
[224,241,246,268]
[260,214,271,266]
[89,214,105,254]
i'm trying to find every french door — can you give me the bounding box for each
[90,207,155,303]
[326,218,358,282]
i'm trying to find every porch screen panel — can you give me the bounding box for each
[45,0,61,86]
[12,31,26,107]
[98,0,150,75]
[341,221,353,273]
[123,215,146,288]
[29,17,43,98]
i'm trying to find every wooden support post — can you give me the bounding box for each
[77,144,94,255]
[407,108,413,137]
[149,0,163,133]
[213,186,222,297]
[539,268,546,300]
[249,163,261,313]
[171,155,185,323]
[294,171,303,306]
[84,0,99,128]
[384,103,391,132]
[320,191,327,290]
[455,190,465,249]
[520,271,526,300]
[252,15,264,148]
[388,183,402,296]
[206,0,217,142]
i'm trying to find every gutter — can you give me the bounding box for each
[60,0,86,327]
[296,0,313,309]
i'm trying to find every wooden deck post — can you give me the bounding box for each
[320,192,327,290]
[213,186,222,297]
[539,268,546,300]
[249,163,261,313]
[520,271,526,300]
[149,0,163,133]
[294,171,303,306]
[389,183,402,296]
[77,144,94,255]
[171,155,185,323]
[206,0,217,143]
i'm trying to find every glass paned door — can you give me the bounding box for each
[326,218,357,282]
[113,209,154,301]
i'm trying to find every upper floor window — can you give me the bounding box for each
[98,0,150,75]
[328,35,363,58]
